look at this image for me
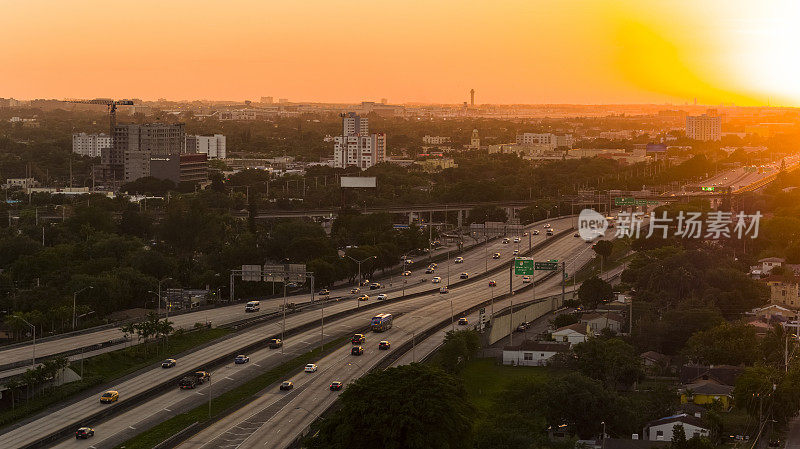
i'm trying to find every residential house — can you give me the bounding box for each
[759,257,785,274]
[680,380,734,410]
[680,364,743,387]
[645,414,710,441]
[604,440,669,449]
[765,274,800,309]
[745,317,773,337]
[502,340,570,366]
[676,403,707,420]
[640,351,671,373]
[750,304,796,321]
[552,322,592,345]
[581,312,626,333]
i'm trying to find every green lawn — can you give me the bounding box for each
[461,358,552,415]
[0,327,230,429]
[114,334,349,449]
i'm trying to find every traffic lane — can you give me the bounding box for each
[19,230,584,448]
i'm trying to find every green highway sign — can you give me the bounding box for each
[535,261,558,271]
[614,197,635,206]
[514,258,534,275]
[701,186,715,191]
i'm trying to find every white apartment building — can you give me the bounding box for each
[423,135,450,145]
[515,133,574,149]
[186,134,226,159]
[72,132,112,158]
[333,113,386,169]
[686,114,721,141]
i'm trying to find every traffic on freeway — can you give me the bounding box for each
[3,217,578,449]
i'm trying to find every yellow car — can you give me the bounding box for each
[100,390,119,403]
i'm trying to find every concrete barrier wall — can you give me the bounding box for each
[486,294,561,345]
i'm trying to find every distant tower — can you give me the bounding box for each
[470,129,480,149]
[470,89,475,107]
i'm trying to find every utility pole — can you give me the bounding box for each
[281,277,287,355]
[561,261,566,308]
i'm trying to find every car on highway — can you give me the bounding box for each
[523,232,529,236]
[513,249,519,255]
[432,276,442,283]
[378,340,391,350]
[516,322,529,332]
[234,354,250,364]
[460,272,469,279]
[351,345,364,356]
[330,381,343,391]
[454,256,464,263]
[513,237,520,243]
[100,390,119,403]
[280,381,294,390]
[376,293,388,301]
[195,371,211,383]
[429,263,438,269]
[402,270,412,276]
[245,300,260,312]
[360,279,371,286]
[439,286,449,294]
[161,358,177,368]
[318,289,330,296]
[522,276,531,283]
[370,282,381,290]
[502,238,510,244]
[546,229,554,236]
[350,287,360,294]
[305,363,318,373]
[488,280,496,287]
[179,376,198,389]
[532,230,540,235]
[425,267,435,274]
[492,252,501,259]
[75,427,95,439]
[544,224,551,228]
[268,338,283,349]
[458,317,469,325]
[574,233,580,237]
[358,294,369,301]
[351,333,366,344]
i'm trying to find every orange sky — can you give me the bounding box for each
[2,0,799,105]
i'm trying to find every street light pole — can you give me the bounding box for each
[281,276,287,355]
[157,277,173,316]
[14,316,35,368]
[72,286,93,331]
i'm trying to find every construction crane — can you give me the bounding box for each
[65,98,135,136]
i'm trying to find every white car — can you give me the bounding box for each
[402,270,412,276]
[544,224,551,228]
[513,237,520,243]
[513,249,519,255]
[522,276,531,283]
[454,257,464,264]
[432,276,442,284]
[304,363,318,373]
[502,238,510,244]
[376,293,388,300]
[532,230,540,235]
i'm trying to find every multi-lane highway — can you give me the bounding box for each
[175,229,604,449]
[0,230,533,372]
[2,217,579,449]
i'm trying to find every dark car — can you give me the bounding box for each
[194,371,211,384]
[369,282,381,290]
[378,340,390,350]
[234,355,250,364]
[351,333,365,344]
[161,358,176,368]
[351,345,364,356]
[268,338,283,349]
[75,427,94,439]
[179,376,198,389]
[458,317,469,326]
[330,381,343,391]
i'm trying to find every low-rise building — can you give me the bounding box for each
[422,135,450,145]
[580,312,625,333]
[149,153,208,184]
[750,304,796,320]
[552,323,592,345]
[414,158,457,173]
[4,178,39,190]
[645,414,710,441]
[680,380,734,410]
[186,134,226,159]
[502,340,570,366]
[765,274,800,309]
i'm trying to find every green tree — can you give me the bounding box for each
[684,322,760,366]
[306,364,475,449]
[577,276,613,309]
[435,330,481,374]
[572,337,643,389]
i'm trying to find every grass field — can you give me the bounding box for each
[461,358,552,416]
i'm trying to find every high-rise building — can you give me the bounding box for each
[112,123,186,182]
[686,113,721,141]
[72,132,111,158]
[186,134,226,159]
[333,112,386,169]
[470,89,475,107]
[470,129,480,149]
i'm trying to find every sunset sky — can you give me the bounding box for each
[2,0,799,105]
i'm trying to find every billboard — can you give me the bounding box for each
[646,143,667,153]
[341,177,377,188]
[263,264,285,283]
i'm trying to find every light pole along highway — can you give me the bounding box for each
[345,255,376,309]
[72,286,93,331]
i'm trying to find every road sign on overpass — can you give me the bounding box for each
[514,258,534,275]
[614,197,659,206]
[534,261,558,271]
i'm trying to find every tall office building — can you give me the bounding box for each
[113,123,186,182]
[72,132,111,158]
[186,134,226,159]
[333,112,386,169]
[686,113,721,141]
[470,129,480,149]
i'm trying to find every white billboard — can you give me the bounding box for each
[242,265,262,282]
[341,177,377,188]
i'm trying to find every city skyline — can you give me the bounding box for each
[2,0,799,106]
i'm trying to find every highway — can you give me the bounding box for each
[2,217,577,448]
[0,223,543,372]
[175,229,603,449]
